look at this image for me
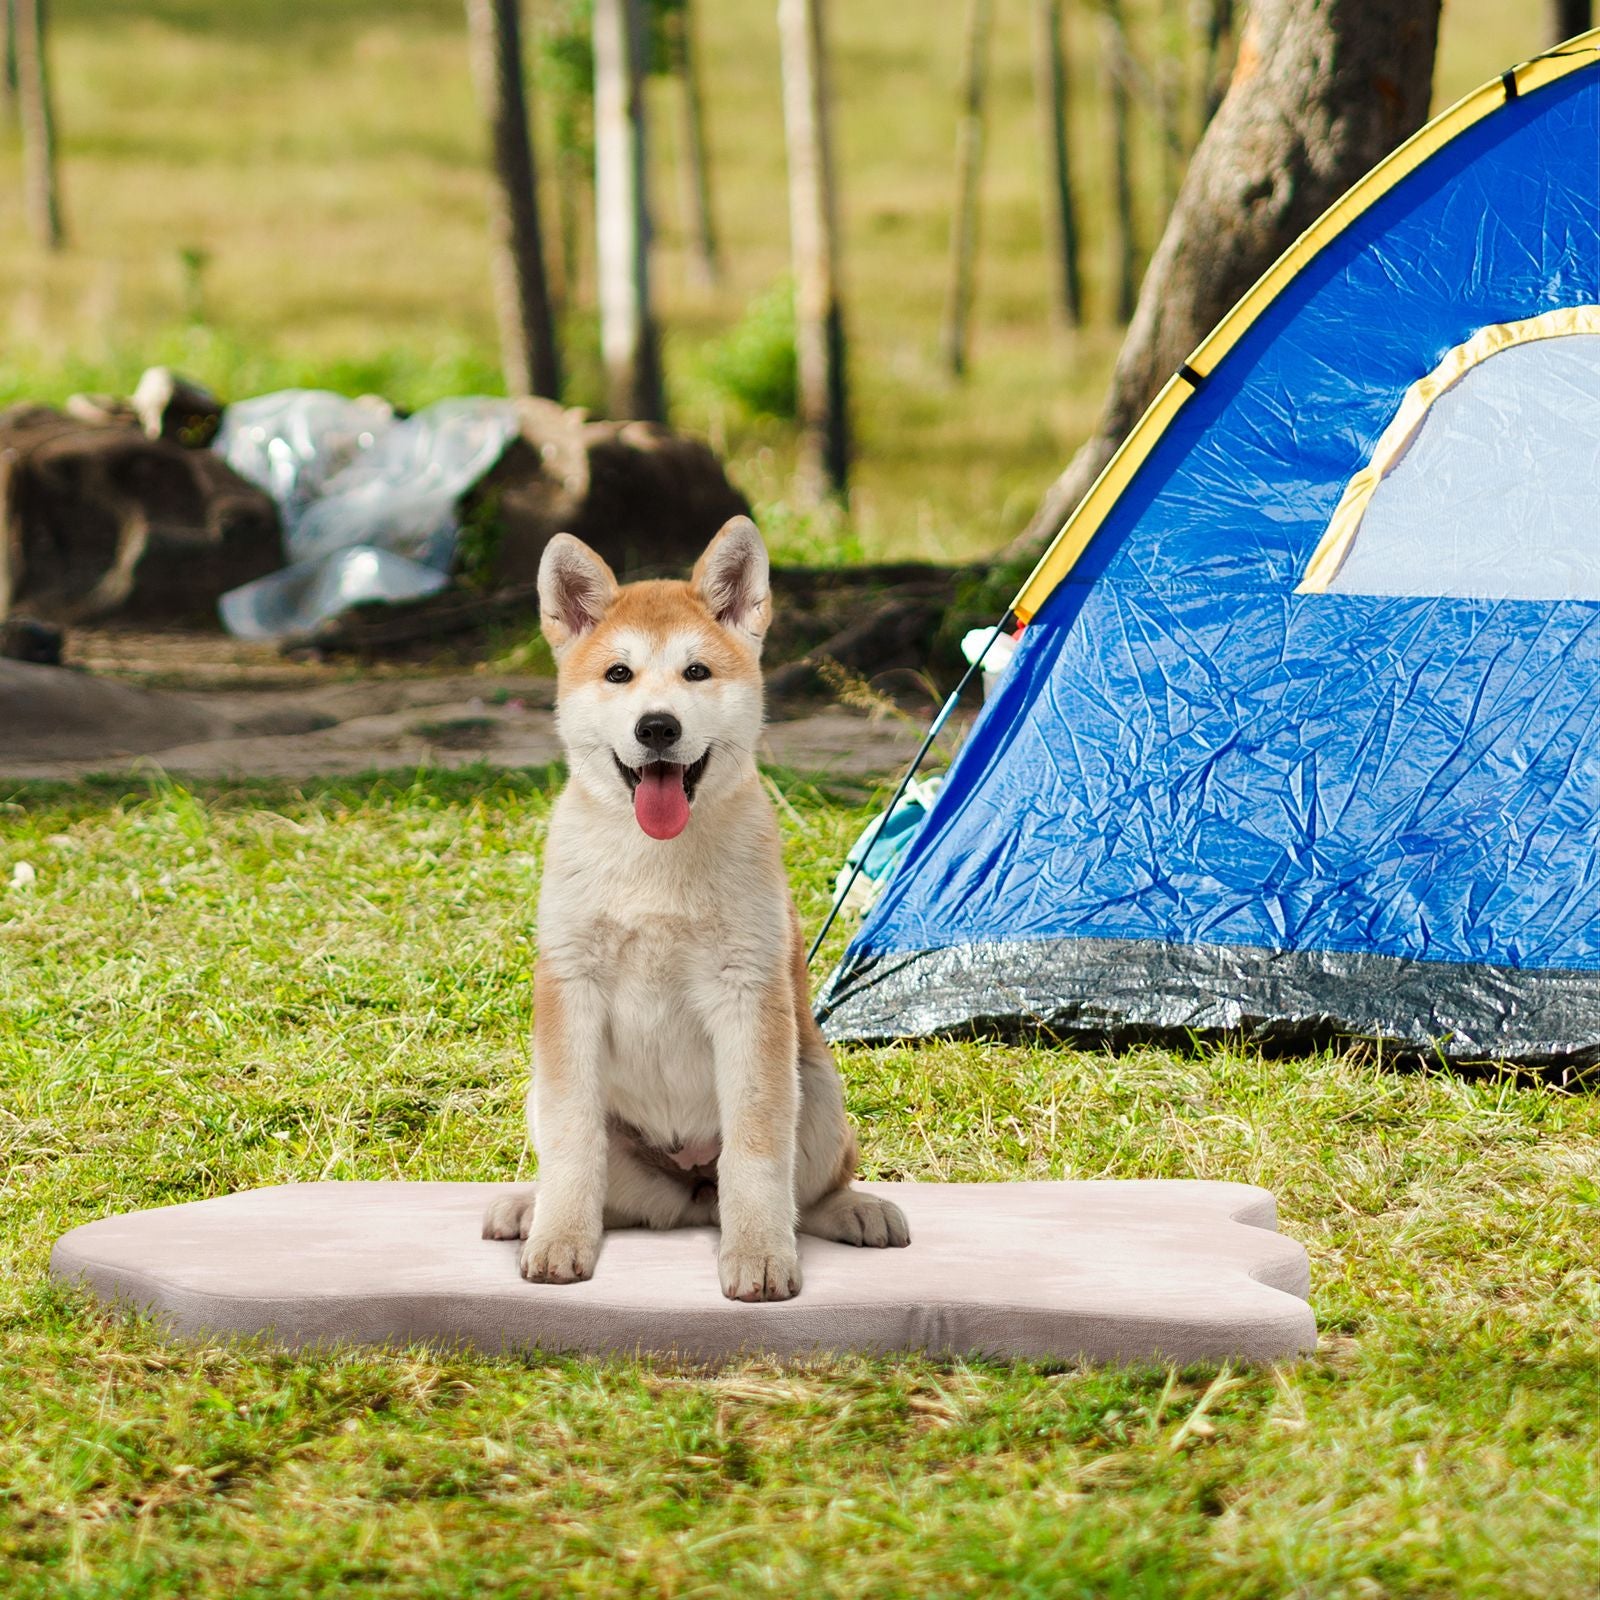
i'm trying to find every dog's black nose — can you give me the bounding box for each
[635,712,681,751]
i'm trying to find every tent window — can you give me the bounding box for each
[1298,310,1600,599]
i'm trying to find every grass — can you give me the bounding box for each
[4,767,1600,1595]
[0,0,1547,565]
[0,7,1589,1588]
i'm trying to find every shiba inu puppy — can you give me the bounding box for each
[483,516,910,1301]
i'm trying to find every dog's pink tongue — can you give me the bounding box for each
[634,764,690,840]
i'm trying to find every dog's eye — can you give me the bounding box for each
[683,663,711,682]
[604,663,633,684]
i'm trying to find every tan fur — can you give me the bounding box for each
[530,962,565,1081]
[483,518,909,1301]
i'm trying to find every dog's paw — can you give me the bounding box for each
[802,1190,911,1249]
[519,1230,600,1284]
[719,1243,802,1302]
[481,1189,535,1241]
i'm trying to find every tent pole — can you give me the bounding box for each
[806,612,1017,967]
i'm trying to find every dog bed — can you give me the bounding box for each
[50,1179,1315,1365]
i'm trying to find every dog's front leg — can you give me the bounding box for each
[708,978,801,1302]
[521,963,608,1284]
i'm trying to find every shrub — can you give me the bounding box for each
[699,282,798,421]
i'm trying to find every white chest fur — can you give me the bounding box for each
[536,778,788,1147]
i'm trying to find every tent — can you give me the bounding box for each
[817,34,1600,1064]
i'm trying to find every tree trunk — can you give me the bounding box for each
[3,0,18,123]
[942,0,992,377]
[1552,0,1592,43]
[15,0,62,250]
[1102,0,1139,323]
[778,0,849,497]
[465,0,562,400]
[1032,0,1082,326]
[553,140,590,312]
[1197,0,1235,130]
[1008,0,1441,560]
[593,0,665,421]
[1158,0,1186,212]
[668,0,720,287]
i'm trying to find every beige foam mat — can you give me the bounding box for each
[51,1179,1315,1365]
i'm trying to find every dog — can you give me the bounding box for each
[483,516,910,1301]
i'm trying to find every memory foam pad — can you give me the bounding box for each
[50,1180,1315,1365]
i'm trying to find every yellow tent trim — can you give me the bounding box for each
[1009,30,1600,627]
[1297,305,1600,593]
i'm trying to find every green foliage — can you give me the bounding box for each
[177,244,210,324]
[488,624,558,677]
[454,488,507,592]
[698,281,799,421]
[3,772,1600,1593]
[751,495,867,567]
[535,0,595,167]
[0,328,508,418]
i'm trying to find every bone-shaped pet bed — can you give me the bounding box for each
[50,1179,1315,1365]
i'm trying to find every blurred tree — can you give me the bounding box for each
[1197,0,1235,128]
[1101,0,1139,322]
[1158,0,1186,210]
[779,0,849,496]
[662,0,720,287]
[15,0,62,250]
[593,0,664,419]
[1032,0,1082,326]
[1010,0,1441,559]
[943,0,991,377]
[1552,1,1593,43]
[2,0,17,123]
[465,0,562,399]
[534,0,595,310]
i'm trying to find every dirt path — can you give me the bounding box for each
[2,631,957,786]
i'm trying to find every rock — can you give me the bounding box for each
[0,406,283,626]
[0,615,63,665]
[295,582,542,657]
[64,393,140,429]
[131,367,225,448]
[464,398,751,584]
[764,593,950,704]
[0,658,227,761]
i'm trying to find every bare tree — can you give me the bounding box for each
[666,0,720,287]
[1196,0,1235,127]
[1102,0,1139,322]
[1551,1,1593,43]
[943,0,992,376]
[1032,0,1082,326]
[593,0,664,420]
[1158,0,1187,210]
[466,0,561,399]
[1009,0,1441,559]
[15,0,62,250]
[778,0,849,496]
[3,0,18,123]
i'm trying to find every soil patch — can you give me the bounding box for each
[2,628,959,786]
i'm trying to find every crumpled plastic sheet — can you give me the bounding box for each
[213,392,521,638]
[218,546,452,643]
[821,63,1600,1060]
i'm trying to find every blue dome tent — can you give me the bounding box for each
[818,34,1600,1064]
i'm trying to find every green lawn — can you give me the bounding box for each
[3,769,1599,1596]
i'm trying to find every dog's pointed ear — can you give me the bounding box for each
[691,516,771,648]
[539,534,618,657]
